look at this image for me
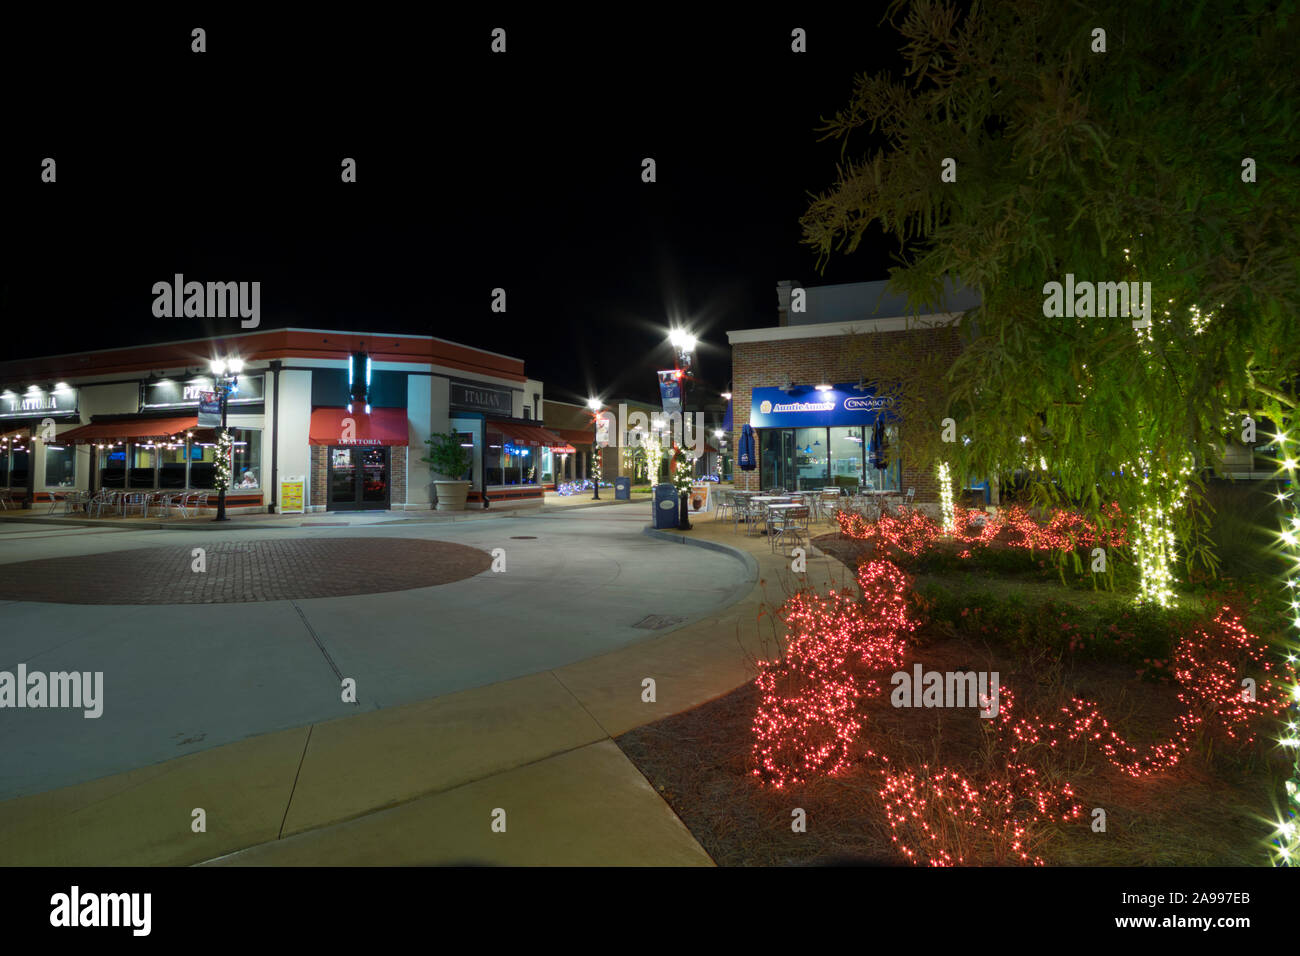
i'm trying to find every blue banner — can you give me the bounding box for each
[657,371,682,416]
[749,384,896,429]
[198,391,222,428]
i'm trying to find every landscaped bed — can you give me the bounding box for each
[616,508,1295,866]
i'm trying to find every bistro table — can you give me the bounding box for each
[749,496,795,533]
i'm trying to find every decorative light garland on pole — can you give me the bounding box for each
[214,430,233,494]
[670,443,693,492]
[1270,429,1300,866]
[937,461,955,532]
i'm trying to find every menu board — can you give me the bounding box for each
[279,476,305,514]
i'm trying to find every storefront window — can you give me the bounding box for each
[485,429,505,485]
[501,442,533,485]
[130,444,158,488]
[159,443,188,489]
[829,427,865,492]
[0,445,9,486]
[760,424,900,492]
[863,424,902,492]
[190,431,218,489]
[100,445,126,488]
[230,428,261,489]
[10,446,30,487]
[541,449,555,485]
[793,427,827,490]
[760,429,789,490]
[44,445,76,487]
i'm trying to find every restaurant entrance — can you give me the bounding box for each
[328,446,390,511]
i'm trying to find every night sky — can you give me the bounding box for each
[3,11,904,407]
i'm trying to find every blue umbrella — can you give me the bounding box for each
[738,424,756,471]
[870,419,888,470]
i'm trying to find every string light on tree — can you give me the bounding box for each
[1270,429,1300,867]
[214,430,233,494]
[937,461,955,532]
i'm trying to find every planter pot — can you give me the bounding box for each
[433,480,471,511]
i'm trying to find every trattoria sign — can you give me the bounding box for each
[0,387,80,419]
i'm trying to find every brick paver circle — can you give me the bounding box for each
[0,538,493,605]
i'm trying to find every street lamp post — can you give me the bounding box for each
[587,396,602,501]
[210,357,243,522]
[669,328,697,530]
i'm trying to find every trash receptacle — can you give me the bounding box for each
[614,476,631,500]
[652,483,679,528]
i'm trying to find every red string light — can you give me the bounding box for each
[836,503,1128,559]
[750,558,1294,864]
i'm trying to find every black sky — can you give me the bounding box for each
[3,10,905,406]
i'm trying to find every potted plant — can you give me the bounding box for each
[421,430,473,511]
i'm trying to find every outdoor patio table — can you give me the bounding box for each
[750,496,794,532]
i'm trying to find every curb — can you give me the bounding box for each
[641,525,760,583]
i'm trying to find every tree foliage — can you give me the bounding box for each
[802,0,1300,580]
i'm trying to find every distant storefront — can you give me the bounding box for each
[0,329,564,513]
[727,278,975,501]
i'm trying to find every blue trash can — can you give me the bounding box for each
[652,483,679,528]
[614,476,631,500]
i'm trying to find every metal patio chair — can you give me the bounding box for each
[770,505,810,554]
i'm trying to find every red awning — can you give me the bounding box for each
[551,428,594,448]
[309,407,409,446]
[489,422,572,450]
[59,416,199,445]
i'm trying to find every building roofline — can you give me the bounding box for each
[727,312,963,344]
[1,328,526,367]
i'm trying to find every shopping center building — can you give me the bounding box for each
[0,329,571,513]
[726,277,979,501]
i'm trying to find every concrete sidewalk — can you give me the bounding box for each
[0,493,651,532]
[0,509,853,866]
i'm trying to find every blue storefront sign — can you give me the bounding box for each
[749,385,896,429]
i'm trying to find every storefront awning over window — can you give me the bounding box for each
[550,428,593,449]
[59,416,199,445]
[309,407,409,446]
[489,421,573,452]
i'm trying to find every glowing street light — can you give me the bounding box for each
[587,396,603,500]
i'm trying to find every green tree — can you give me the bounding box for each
[802,0,1298,589]
[801,0,1299,862]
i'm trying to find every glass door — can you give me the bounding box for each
[329,448,357,508]
[359,447,389,506]
[328,447,390,511]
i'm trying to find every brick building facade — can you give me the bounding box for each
[727,278,976,502]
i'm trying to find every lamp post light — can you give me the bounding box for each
[587,396,602,500]
[668,328,697,530]
[210,356,243,521]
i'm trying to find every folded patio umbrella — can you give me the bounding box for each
[870,418,888,470]
[738,423,756,471]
